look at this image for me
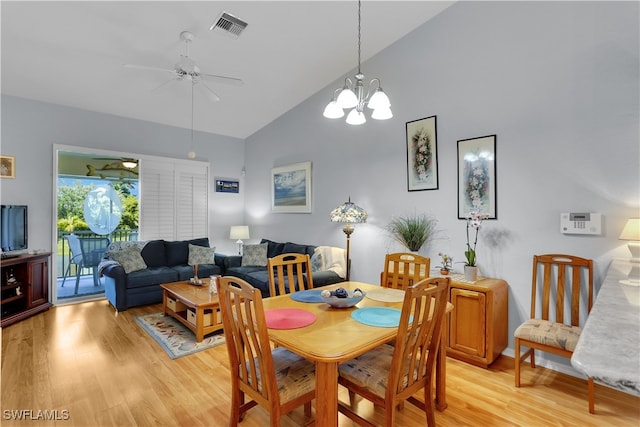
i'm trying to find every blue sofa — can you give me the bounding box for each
[101,237,223,311]
[220,238,346,297]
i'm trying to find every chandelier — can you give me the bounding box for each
[323,0,392,125]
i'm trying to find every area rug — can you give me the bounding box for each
[135,312,225,359]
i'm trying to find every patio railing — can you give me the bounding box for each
[56,229,138,279]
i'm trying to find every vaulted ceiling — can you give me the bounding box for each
[1,1,454,139]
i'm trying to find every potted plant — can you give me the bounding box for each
[386,213,437,253]
[464,210,488,281]
[436,252,453,275]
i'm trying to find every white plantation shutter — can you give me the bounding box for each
[139,158,208,241]
[176,164,208,240]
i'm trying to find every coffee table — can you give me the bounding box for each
[160,279,222,342]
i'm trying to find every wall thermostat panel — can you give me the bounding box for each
[560,212,602,235]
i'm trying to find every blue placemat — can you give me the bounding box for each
[290,289,324,303]
[351,307,404,328]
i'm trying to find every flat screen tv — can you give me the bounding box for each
[1,205,28,253]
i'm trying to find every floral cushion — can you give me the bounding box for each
[339,344,398,398]
[109,246,147,274]
[187,244,216,266]
[514,318,582,352]
[105,240,147,258]
[242,243,268,267]
[252,347,316,403]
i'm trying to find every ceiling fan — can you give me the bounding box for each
[124,30,244,102]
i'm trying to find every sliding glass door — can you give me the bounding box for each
[55,148,139,304]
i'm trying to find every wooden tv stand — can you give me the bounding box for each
[1,252,52,328]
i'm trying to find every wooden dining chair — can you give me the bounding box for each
[338,276,450,427]
[217,276,316,426]
[514,254,595,412]
[380,252,430,290]
[267,253,313,297]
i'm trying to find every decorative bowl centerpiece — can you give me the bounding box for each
[321,287,365,308]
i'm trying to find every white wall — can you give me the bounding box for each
[243,1,639,373]
[0,96,247,256]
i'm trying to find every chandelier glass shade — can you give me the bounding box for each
[323,0,392,125]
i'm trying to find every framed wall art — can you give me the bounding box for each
[0,156,15,179]
[406,116,438,191]
[271,161,312,213]
[457,135,497,219]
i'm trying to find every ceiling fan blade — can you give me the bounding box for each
[123,63,175,74]
[151,77,180,92]
[200,72,244,86]
[198,81,221,103]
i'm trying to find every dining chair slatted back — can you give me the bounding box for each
[381,252,430,290]
[338,277,450,427]
[217,276,315,426]
[514,254,595,412]
[267,253,313,297]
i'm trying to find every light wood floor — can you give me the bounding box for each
[2,300,638,427]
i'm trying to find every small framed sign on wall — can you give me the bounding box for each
[215,178,239,193]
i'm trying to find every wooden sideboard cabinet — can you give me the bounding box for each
[1,252,52,328]
[447,275,508,368]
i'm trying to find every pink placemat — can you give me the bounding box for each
[264,308,317,330]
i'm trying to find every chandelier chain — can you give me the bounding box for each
[357,0,361,75]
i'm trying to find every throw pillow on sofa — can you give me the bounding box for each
[188,244,216,265]
[110,246,147,273]
[311,250,324,272]
[242,243,268,266]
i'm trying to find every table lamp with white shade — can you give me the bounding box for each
[230,225,250,255]
[619,218,640,285]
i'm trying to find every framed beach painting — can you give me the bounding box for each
[457,135,497,219]
[271,161,312,213]
[406,116,438,191]
[0,156,15,178]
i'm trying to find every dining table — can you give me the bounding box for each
[261,281,452,427]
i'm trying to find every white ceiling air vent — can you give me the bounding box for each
[210,12,248,39]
